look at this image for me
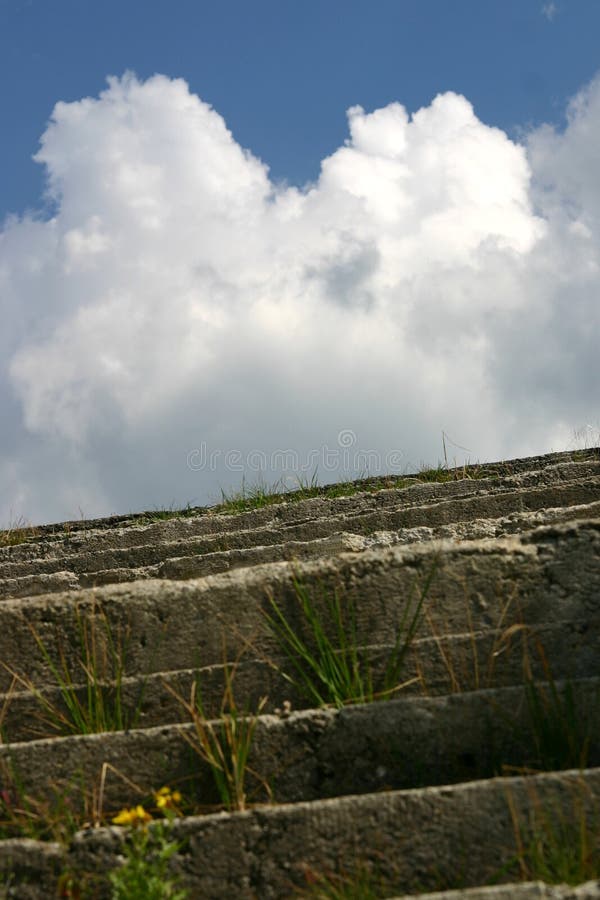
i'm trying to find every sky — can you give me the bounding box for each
[1,0,599,527]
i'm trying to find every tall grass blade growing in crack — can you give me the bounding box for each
[5,602,146,737]
[502,780,600,885]
[492,639,598,774]
[522,642,596,772]
[264,563,436,708]
[296,863,383,899]
[166,660,270,812]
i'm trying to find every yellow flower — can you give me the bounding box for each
[112,805,152,826]
[155,786,182,810]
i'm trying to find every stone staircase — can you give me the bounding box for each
[0,448,599,898]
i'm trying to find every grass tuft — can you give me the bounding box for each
[0,758,97,844]
[0,515,40,547]
[490,639,598,775]
[297,862,383,898]
[212,468,411,517]
[505,780,600,885]
[264,566,435,709]
[167,660,270,812]
[4,602,146,738]
[521,642,596,772]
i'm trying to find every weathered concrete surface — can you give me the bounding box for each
[2,768,598,899]
[2,615,599,742]
[2,486,599,602]
[61,766,600,898]
[1,450,599,899]
[0,519,597,693]
[1,678,598,813]
[2,458,597,568]
[0,840,63,899]
[1,466,598,599]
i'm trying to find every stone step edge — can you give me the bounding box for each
[1,615,598,743]
[17,492,600,596]
[2,768,599,897]
[62,766,600,898]
[0,518,597,693]
[1,676,598,814]
[4,485,600,600]
[2,476,599,586]
[2,459,598,566]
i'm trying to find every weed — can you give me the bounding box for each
[4,602,146,737]
[0,757,96,844]
[491,640,598,774]
[213,470,407,517]
[520,643,596,772]
[297,864,382,898]
[167,661,270,812]
[0,515,40,548]
[264,566,435,709]
[215,475,287,514]
[421,590,527,695]
[416,464,455,484]
[415,460,491,484]
[504,779,600,885]
[109,787,188,900]
[134,503,200,526]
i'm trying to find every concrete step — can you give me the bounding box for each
[1,767,598,897]
[1,613,598,743]
[1,456,597,571]
[1,475,599,601]
[1,677,598,814]
[393,882,600,899]
[0,518,596,693]
[0,450,598,898]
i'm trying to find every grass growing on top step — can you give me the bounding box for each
[0,515,40,547]
[134,502,201,526]
[264,565,435,708]
[214,460,500,517]
[213,471,402,516]
[67,458,494,527]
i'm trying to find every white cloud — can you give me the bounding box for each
[1,72,599,525]
[541,2,558,22]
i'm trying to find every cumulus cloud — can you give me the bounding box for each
[1,71,598,525]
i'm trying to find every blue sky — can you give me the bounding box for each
[2,0,600,221]
[1,0,599,526]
